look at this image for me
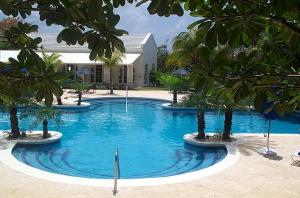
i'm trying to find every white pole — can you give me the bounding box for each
[125,84,128,113]
[267,119,271,152]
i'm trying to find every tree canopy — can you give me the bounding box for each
[0,0,299,138]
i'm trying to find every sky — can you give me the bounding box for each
[0,3,196,49]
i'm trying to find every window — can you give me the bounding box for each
[91,67,94,83]
[124,65,127,84]
[119,65,127,84]
[133,67,136,84]
[119,67,123,83]
[144,64,148,84]
[95,65,103,83]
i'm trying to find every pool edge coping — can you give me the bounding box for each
[0,136,239,188]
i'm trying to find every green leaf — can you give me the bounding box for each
[228,27,241,47]
[254,90,267,113]
[136,0,148,7]
[172,3,184,16]
[187,19,207,30]
[147,0,160,14]
[217,25,228,45]
[205,24,217,49]
[89,49,98,60]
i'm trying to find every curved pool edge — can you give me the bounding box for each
[82,96,172,103]
[53,102,91,109]
[9,131,62,145]
[0,138,239,187]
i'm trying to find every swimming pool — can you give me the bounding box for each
[1,98,299,179]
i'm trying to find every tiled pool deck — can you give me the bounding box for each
[0,90,299,198]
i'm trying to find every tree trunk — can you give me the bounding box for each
[77,92,82,105]
[173,89,177,104]
[57,96,62,105]
[42,119,48,138]
[110,68,113,94]
[197,110,205,139]
[9,106,20,138]
[223,110,233,140]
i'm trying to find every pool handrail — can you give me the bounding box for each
[113,148,120,195]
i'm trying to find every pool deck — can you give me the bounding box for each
[1,90,300,198]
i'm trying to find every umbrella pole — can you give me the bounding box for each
[267,119,271,152]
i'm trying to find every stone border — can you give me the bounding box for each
[53,102,91,109]
[0,128,238,186]
[82,96,171,103]
[161,103,197,110]
[0,140,238,187]
[0,131,62,145]
[10,131,62,145]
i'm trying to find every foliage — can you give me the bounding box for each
[42,52,66,105]
[73,81,89,93]
[149,70,163,86]
[159,73,184,91]
[0,0,132,59]
[95,51,124,68]
[0,17,19,34]
[159,73,185,104]
[1,0,299,139]
[139,0,300,114]
[0,17,19,49]
[168,29,202,67]
[42,53,64,71]
[73,81,89,105]
[21,106,62,132]
[138,1,300,47]
[0,22,64,107]
[95,51,124,93]
[157,45,172,72]
[0,22,64,137]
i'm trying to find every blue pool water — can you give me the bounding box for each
[0,98,299,179]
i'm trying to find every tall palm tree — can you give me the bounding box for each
[42,53,64,105]
[168,29,202,67]
[95,51,124,94]
[169,30,210,139]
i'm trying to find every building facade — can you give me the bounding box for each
[0,33,157,88]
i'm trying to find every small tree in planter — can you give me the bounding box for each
[159,74,183,104]
[73,81,89,105]
[21,107,62,138]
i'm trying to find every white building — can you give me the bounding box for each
[0,33,157,88]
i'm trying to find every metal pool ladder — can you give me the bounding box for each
[113,148,120,196]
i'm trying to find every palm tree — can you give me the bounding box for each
[73,81,89,105]
[211,82,252,140]
[42,53,64,105]
[169,30,211,139]
[168,29,202,67]
[21,106,62,138]
[159,74,183,104]
[95,51,124,94]
[0,66,37,138]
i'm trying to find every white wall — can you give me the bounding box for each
[131,54,144,87]
[141,34,158,86]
